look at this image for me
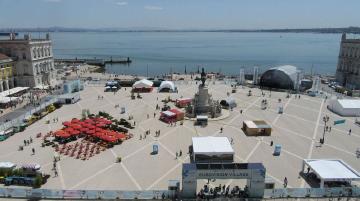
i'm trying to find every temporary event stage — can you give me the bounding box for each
[303,159,360,188]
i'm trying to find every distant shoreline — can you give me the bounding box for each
[1,26,360,34]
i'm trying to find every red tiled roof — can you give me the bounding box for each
[0,53,10,60]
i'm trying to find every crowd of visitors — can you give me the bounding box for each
[197,184,249,199]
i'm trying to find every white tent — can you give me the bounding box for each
[0,162,16,169]
[303,159,360,188]
[328,98,360,117]
[132,79,153,89]
[192,137,234,154]
[0,96,19,104]
[0,87,29,97]
[158,81,176,92]
[220,97,237,109]
[192,137,234,162]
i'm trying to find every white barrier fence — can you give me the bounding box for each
[0,96,58,132]
[0,187,359,200]
[264,187,360,199]
[0,188,173,200]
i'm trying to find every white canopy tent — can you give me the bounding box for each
[33,85,49,90]
[158,81,176,92]
[0,87,29,97]
[132,79,153,89]
[192,137,234,162]
[328,99,360,117]
[0,96,19,104]
[220,97,237,109]
[0,162,16,169]
[192,137,234,154]
[303,159,360,188]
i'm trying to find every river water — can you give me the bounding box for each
[47,32,341,76]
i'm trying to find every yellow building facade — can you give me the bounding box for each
[0,53,15,92]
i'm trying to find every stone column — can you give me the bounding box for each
[4,79,9,90]
[10,78,14,88]
[0,81,3,92]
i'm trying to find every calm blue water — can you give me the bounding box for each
[48,32,341,76]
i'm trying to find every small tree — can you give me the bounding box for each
[33,174,43,188]
[116,156,122,163]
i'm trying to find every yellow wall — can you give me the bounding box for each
[0,62,13,80]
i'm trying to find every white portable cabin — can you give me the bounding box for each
[328,99,360,117]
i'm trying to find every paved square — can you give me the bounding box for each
[0,80,359,192]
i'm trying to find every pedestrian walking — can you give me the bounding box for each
[30,137,33,143]
[32,148,35,155]
[349,129,352,135]
[54,169,58,177]
[270,141,273,146]
[230,138,234,145]
[240,110,243,114]
[24,140,27,146]
[179,150,182,157]
[220,127,223,133]
[284,177,288,188]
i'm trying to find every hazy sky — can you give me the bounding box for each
[0,0,359,29]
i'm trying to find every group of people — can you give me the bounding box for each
[52,117,59,123]
[23,136,33,146]
[175,150,183,159]
[155,130,161,137]
[52,160,58,177]
[198,184,248,199]
[21,137,36,155]
[97,95,104,100]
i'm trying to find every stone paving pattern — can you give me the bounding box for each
[0,80,359,192]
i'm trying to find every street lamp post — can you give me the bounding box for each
[321,115,330,144]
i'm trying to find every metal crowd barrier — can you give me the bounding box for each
[264,187,360,198]
[0,188,173,200]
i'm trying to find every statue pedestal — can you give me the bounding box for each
[186,84,222,118]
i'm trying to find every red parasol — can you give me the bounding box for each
[71,118,80,123]
[71,124,82,130]
[62,121,71,127]
[87,125,96,129]
[64,127,74,133]
[84,119,95,124]
[80,127,88,132]
[56,131,70,138]
[104,120,112,125]
[54,130,65,136]
[117,133,127,140]
[96,123,105,128]
[86,129,95,135]
[70,130,80,136]
[95,127,104,132]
